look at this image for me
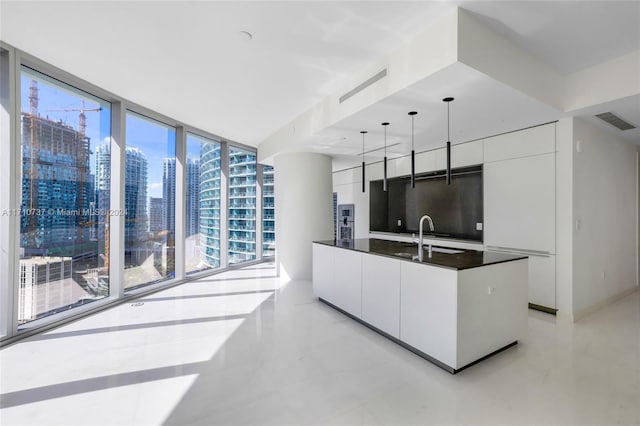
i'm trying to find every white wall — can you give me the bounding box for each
[336,119,640,320]
[571,118,639,317]
[555,118,574,318]
[274,152,333,281]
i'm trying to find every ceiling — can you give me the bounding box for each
[0,0,452,145]
[316,62,563,170]
[1,1,639,153]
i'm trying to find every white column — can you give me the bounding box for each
[0,46,18,337]
[174,127,186,280]
[274,152,333,281]
[109,102,126,298]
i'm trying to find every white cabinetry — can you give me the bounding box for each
[483,123,557,310]
[362,254,401,338]
[400,262,458,367]
[312,243,335,302]
[484,124,555,162]
[313,243,528,372]
[435,139,484,169]
[332,249,363,317]
[456,261,528,366]
[484,153,556,253]
[527,254,556,309]
[391,150,437,178]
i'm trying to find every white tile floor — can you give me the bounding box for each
[1,262,639,425]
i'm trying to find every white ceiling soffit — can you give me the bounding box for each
[572,94,640,143]
[310,62,562,170]
[1,1,638,153]
[0,0,452,146]
[457,0,640,74]
[259,1,640,165]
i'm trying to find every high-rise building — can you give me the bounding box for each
[186,158,200,237]
[199,142,221,268]
[262,166,275,257]
[20,113,92,253]
[228,148,257,264]
[124,147,148,242]
[161,157,198,238]
[162,158,176,237]
[149,197,164,234]
[95,144,148,243]
[95,144,111,241]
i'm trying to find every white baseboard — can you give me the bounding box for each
[573,286,639,322]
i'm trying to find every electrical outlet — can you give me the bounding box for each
[575,219,581,231]
[476,222,483,231]
[397,219,402,227]
[602,271,606,281]
[487,286,495,295]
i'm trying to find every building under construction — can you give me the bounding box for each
[20,112,93,254]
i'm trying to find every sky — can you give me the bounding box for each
[21,67,233,199]
[22,67,177,198]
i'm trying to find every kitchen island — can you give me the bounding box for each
[312,238,528,374]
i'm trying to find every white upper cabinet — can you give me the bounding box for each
[366,161,385,181]
[484,153,556,253]
[415,150,438,173]
[390,150,437,178]
[435,139,484,169]
[484,123,555,162]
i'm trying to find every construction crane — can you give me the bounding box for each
[48,100,102,140]
[27,80,39,246]
[47,101,102,261]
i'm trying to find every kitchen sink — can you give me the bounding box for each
[430,247,464,254]
[393,247,464,258]
[393,252,415,258]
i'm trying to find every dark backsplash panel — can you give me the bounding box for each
[370,165,483,241]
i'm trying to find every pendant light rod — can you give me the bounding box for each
[382,122,389,192]
[443,97,454,186]
[360,130,367,193]
[408,111,417,189]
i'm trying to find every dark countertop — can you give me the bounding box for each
[313,238,527,271]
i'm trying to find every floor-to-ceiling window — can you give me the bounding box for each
[124,112,176,290]
[1,45,265,343]
[18,66,111,325]
[0,48,10,338]
[228,146,257,264]
[262,165,275,258]
[186,133,221,274]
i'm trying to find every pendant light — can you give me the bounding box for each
[360,130,367,193]
[381,122,389,192]
[443,97,454,185]
[408,111,417,188]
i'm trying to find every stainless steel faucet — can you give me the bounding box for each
[417,215,434,261]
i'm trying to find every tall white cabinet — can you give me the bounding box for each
[483,123,557,310]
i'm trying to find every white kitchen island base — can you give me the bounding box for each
[313,240,528,374]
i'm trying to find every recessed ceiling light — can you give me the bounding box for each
[239,30,253,41]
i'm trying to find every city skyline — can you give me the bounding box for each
[21,70,177,199]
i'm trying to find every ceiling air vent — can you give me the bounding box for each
[339,69,387,104]
[595,112,636,131]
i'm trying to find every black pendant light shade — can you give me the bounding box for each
[443,97,454,186]
[408,111,417,188]
[360,131,367,193]
[382,122,389,192]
